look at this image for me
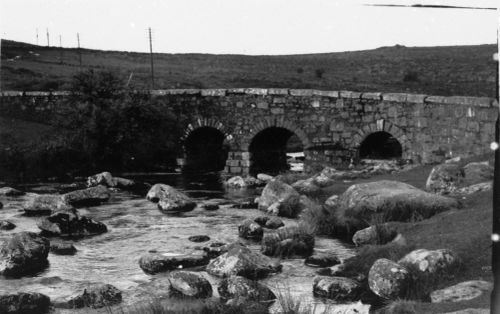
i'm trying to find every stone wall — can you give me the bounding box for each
[0,89,497,175]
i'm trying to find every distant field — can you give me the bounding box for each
[1,39,496,97]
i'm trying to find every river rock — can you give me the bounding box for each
[327,301,371,314]
[168,271,212,298]
[291,178,321,194]
[0,187,25,197]
[189,235,210,243]
[66,284,122,309]
[430,280,493,303]
[201,199,222,211]
[257,173,273,183]
[87,172,148,192]
[258,180,303,217]
[218,275,276,302]
[261,225,314,258]
[206,242,281,279]
[313,276,362,301]
[238,220,263,240]
[0,220,15,230]
[61,185,111,207]
[203,242,228,258]
[87,172,114,187]
[146,184,170,202]
[139,250,209,274]
[368,258,412,299]
[426,163,464,194]
[265,217,284,229]
[37,210,107,237]
[50,242,77,255]
[0,232,50,276]
[0,292,50,314]
[23,194,72,216]
[335,180,459,226]
[254,216,270,226]
[226,176,246,189]
[398,249,459,275]
[352,224,398,246]
[147,184,196,213]
[305,251,340,267]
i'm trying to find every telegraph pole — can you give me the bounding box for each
[77,33,82,66]
[148,27,155,89]
[59,35,63,64]
[36,28,39,45]
[46,28,50,47]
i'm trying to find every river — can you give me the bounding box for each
[0,172,355,313]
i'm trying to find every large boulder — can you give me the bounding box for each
[463,162,493,185]
[335,180,459,225]
[23,194,72,216]
[168,271,212,298]
[61,185,111,207]
[258,180,303,217]
[368,258,412,299]
[261,225,314,258]
[398,249,459,275]
[313,276,362,301]
[139,251,209,274]
[207,242,281,279]
[66,284,122,309]
[0,292,50,314]
[430,280,493,303]
[426,161,493,195]
[146,184,196,213]
[37,210,107,237]
[0,232,50,276]
[238,220,264,240]
[0,187,25,197]
[218,276,276,302]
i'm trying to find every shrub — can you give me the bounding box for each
[314,68,325,79]
[402,70,419,82]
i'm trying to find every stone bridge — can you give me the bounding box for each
[0,88,497,175]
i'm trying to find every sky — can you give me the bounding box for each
[0,0,497,55]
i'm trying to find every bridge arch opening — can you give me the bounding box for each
[249,127,304,176]
[183,127,228,172]
[359,131,402,159]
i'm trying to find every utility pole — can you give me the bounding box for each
[46,28,50,47]
[148,27,155,89]
[36,28,39,45]
[59,35,63,64]
[77,33,82,66]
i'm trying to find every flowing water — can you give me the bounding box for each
[0,173,355,313]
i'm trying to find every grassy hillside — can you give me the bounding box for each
[1,39,496,97]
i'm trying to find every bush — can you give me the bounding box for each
[402,70,419,82]
[314,68,325,79]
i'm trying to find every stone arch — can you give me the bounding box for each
[352,119,410,160]
[180,117,234,148]
[240,118,311,151]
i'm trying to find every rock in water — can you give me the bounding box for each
[0,232,50,276]
[188,235,210,243]
[207,242,281,279]
[23,194,72,216]
[50,243,77,255]
[168,271,213,298]
[0,292,50,314]
[146,184,196,213]
[66,284,122,309]
[61,185,111,207]
[0,187,25,197]
[0,220,16,230]
[368,258,412,299]
[139,251,209,274]
[254,216,270,226]
[334,180,459,227]
[261,225,314,258]
[87,171,148,192]
[218,276,276,302]
[238,220,264,240]
[313,276,362,301]
[257,173,273,183]
[305,251,340,267]
[265,217,284,229]
[37,210,107,237]
[225,176,247,189]
[258,180,303,217]
[87,172,114,187]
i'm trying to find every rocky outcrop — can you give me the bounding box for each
[61,185,111,207]
[37,210,107,237]
[146,184,196,213]
[0,220,16,230]
[0,232,50,276]
[66,284,122,309]
[0,292,50,314]
[139,251,209,274]
[23,194,72,216]
[218,276,276,302]
[50,242,77,255]
[334,180,459,226]
[305,251,340,267]
[313,276,362,301]
[168,271,213,298]
[207,242,281,279]
[430,280,493,303]
[398,249,459,275]
[0,187,25,197]
[258,180,303,217]
[368,258,412,299]
[261,225,314,258]
[238,220,264,240]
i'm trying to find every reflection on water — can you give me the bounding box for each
[0,172,354,312]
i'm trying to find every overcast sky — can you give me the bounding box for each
[1,0,497,55]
